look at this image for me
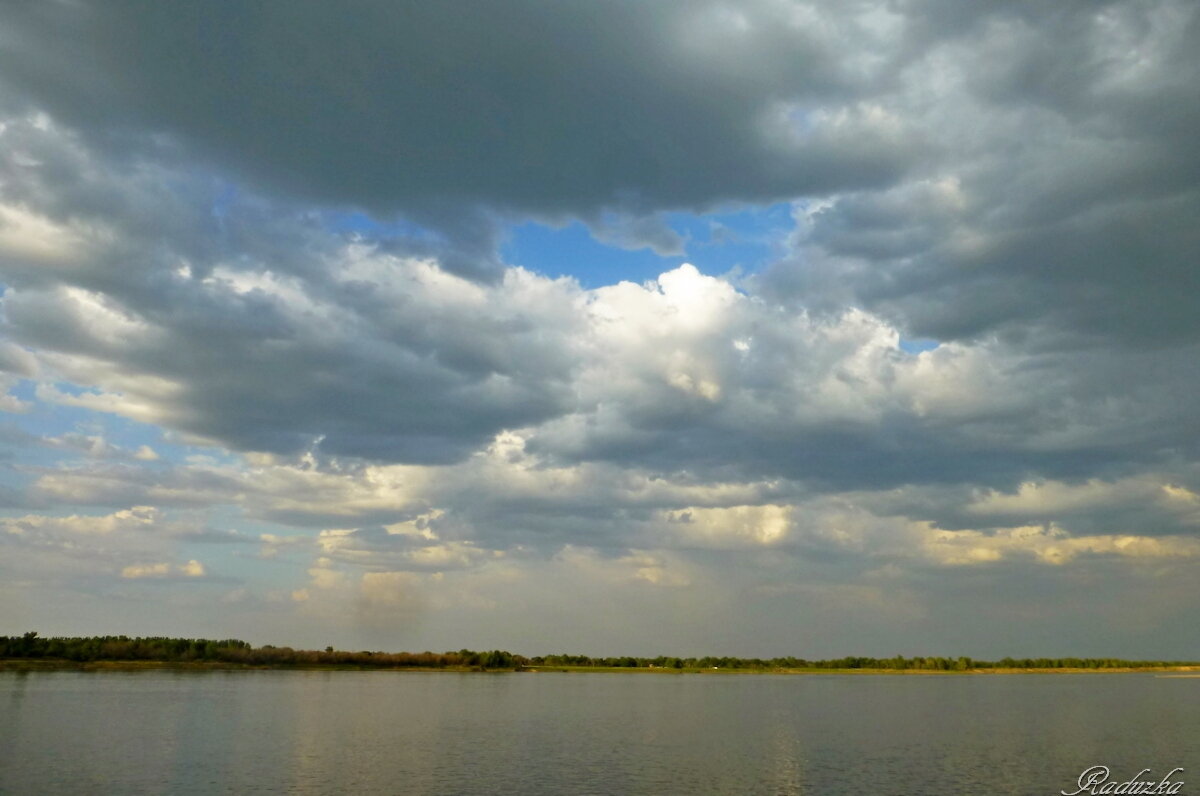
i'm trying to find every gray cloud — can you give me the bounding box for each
[761,0,1200,346]
[0,0,919,269]
[0,112,584,463]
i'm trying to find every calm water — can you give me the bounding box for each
[1,670,1197,795]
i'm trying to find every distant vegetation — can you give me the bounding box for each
[2,633,1195,671]
[0,632,517,669]
[528,653,1200,670]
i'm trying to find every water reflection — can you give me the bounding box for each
[0,668,30,773]
[0,671,1197,795]
[765,705,805,794]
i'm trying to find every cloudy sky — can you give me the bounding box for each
[0,1,1197,658]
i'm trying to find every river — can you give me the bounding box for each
[2,670,1196,794]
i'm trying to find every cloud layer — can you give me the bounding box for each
[0,0,1197,656]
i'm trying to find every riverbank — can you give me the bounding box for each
[525,664,1200,675]
[0,659,484,673]
[5,658,1198,675]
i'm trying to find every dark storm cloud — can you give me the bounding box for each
[0,0,913,260]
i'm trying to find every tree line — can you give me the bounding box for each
[0,632,517,669]
[527,653,1198,670]
[2,633,1194,671]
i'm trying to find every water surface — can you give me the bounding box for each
[2,670,1196,794]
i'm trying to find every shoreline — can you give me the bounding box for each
[3,659,1197,675]
[523,665,1200,675]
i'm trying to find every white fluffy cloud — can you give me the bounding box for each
[121,559,205,579]
[0,505,216,589]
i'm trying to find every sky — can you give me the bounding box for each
[0,1,1198,658]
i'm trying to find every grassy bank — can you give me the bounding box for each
[5,659,1197,675]
[524,664,1200,675]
